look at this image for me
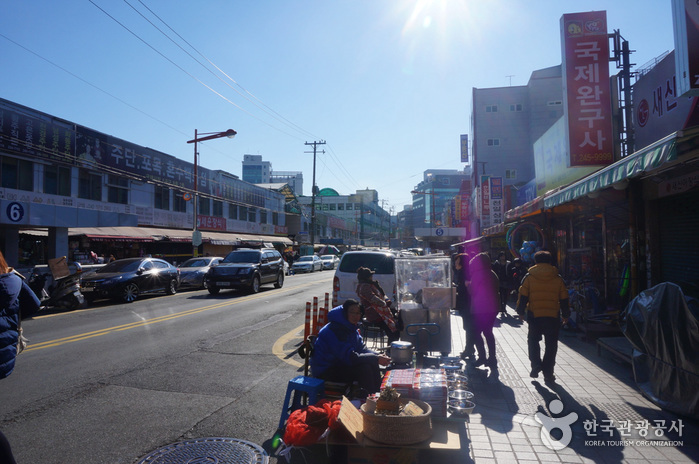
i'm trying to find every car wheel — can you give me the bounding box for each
[202,279,209,289]
[207,286,220,295]
[274,272,284,288]
[250,275,261,293]
[166,278,177,295]
[122,283,140,303]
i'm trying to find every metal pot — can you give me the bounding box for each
[390,341,413,364]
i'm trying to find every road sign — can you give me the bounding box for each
[435,228,444,236]
[192,229,202,247]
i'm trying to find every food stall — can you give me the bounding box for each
[395,256,453,356]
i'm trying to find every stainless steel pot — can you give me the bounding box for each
[390,341,413,364]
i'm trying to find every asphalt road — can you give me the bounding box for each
[0,269,334,463]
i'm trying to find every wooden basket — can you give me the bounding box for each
[360,398,432,445]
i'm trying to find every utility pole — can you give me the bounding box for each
[305,140,326,247]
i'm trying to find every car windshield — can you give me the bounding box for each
[180,259,209,268]
[223,251,260,264]
[321,255,334,260]
[97,259,143,273]
[298,256,313,262]
[338,253,394,274]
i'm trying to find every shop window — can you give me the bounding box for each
[173,192,187,212]
[212,200,223,217]
[78,169,101,201]
[107,175,129,204]
[228,203,238,219]
[44,165,71,196]
[248,208,256,222]
[198,197,210,216]
[260,210,267,224]
[154,186,170,210]
[272,211,278,225]
[329,203,336,211]
[1,156,33,191]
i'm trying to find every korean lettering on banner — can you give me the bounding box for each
[652,76,679,118]
[460,194,470,227]
[197,215,227,231]
[489,177,504,225]
[561,11,614,166]
[0,107,74,162]
[481,175,491,229]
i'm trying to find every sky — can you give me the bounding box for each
[0,1,677,213]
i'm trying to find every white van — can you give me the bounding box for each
[332,251,396,307]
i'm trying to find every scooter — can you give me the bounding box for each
[28,265,87,310]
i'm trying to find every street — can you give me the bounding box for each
[0,270,333,464]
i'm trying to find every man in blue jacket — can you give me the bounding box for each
[310,299,391,395]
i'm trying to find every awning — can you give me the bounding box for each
[69,227,292,245]
[544,131,679,209]
[505,196,545,221]
[70,227,158,242]
[483,222,505,236]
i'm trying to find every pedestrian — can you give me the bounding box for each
[492,251,511,315]
[506,258,528,306]
[468,252,500,369]
[0,250,42,464]
[355,267,400,345]
[310,299,391,396]
[453,253,475,359]
[108,254,116,263]
[516,250,570,384]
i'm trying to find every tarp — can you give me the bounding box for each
[622,282,699,419]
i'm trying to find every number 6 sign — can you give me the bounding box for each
[6,202,25,222]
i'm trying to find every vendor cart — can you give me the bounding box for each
[396,256,453,356]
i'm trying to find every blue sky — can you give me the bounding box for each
[0,1,675,212]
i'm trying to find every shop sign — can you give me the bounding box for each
[197,215,226,231]
[490,177,504,225]
[560,11,614,166]
[658,170,699,197]
[481,175,491,229]
[460,134,469,163]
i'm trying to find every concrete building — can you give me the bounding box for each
[269,171,303,196]
[241,154,272,184]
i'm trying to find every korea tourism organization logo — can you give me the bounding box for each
[534,400,685,450]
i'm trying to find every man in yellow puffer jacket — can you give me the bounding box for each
[516,250,569,384]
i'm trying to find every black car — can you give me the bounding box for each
[80,257,180,303]
[205,248,284,294]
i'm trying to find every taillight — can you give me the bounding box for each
[332,276,339,306]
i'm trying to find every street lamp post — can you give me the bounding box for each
[186,129,237,256]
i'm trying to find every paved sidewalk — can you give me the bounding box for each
[447,308,699,463]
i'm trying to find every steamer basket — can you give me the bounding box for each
[360,398,433,445]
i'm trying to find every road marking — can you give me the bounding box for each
[25,282,322,352]
[272,324,304,368]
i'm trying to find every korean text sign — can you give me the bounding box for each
[561,11,614,166]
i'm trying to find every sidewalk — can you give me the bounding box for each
[447,308,699,463]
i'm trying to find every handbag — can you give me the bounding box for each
[17,319,28,354]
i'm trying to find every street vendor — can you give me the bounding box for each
[355,267,400,345]
[310,299,391,396]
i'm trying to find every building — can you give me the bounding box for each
[241,154,272,184]
[0,98,291,268]
[269,171,303,196]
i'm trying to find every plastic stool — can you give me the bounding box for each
[278,376,325,429]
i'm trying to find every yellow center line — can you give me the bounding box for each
[25,281,323,352]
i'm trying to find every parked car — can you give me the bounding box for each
[291,255,323,273]
[178,256,223,289]
[333,250,396,306]
[320,254,339,270]
[80,257,180,303]
[205,248,284,294]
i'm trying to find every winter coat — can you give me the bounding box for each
[468,253,500,319]
[1,270,41,379]
[310,306,377,377]
[356,281,397,331]
[453,265,471,315]
[518,263,569,319]
[492,259,510,287]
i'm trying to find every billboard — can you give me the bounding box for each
[460,134,469,164]
[489,177,504,226]
[480,175,491,229]
[672,0,699,97]
[561,11,614,166]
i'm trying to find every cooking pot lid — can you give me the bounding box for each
[391,341,413,349]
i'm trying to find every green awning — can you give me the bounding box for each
[544,132,678,209]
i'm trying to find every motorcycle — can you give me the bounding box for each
[28,262,87,311]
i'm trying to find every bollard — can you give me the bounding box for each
[304,301,312,340]
[312,297,319,336]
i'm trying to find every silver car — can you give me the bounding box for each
[320,254,339,270]
[291,255,323,273]
[178,257,223,289]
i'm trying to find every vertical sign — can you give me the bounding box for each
[489,177,504,225]
[460,134,469,163]
[561,11,614,166]
[460,194,470,227]
[480,175,491,230]
[672,0,699,97]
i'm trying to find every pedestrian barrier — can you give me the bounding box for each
[303,293,331,339]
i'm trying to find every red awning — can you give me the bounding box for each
[505,196,545,221]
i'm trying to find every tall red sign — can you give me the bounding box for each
[561,11,614,166]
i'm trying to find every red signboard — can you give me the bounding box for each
[197,215,226,231]
[561,11,614,166]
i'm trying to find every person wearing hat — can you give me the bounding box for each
[355,267,400,345]
[310,299,391,395]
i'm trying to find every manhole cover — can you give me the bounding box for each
[138,437,268,464]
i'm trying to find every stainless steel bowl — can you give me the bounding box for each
[448,389,474,401]
[448,399,475,416]
[448,380,469,391]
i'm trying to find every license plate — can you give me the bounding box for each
[216,282,231,287]
[81,287,94,292]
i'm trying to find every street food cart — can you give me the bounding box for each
[395,256,453,356]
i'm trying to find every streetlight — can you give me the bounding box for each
[186,129,237,256]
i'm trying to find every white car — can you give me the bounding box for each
[332,250,396,306]
[320,254,339,270]
[291,255,323,273]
